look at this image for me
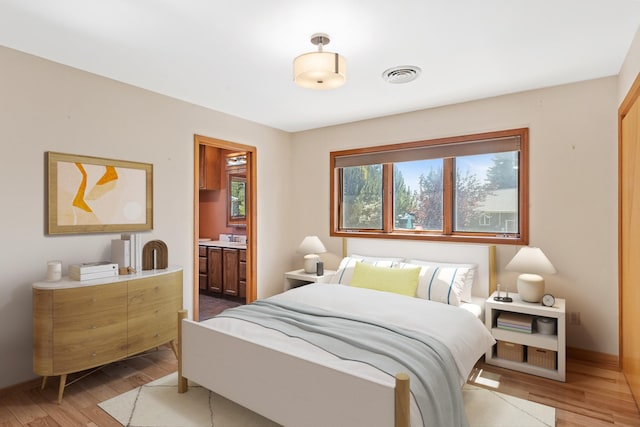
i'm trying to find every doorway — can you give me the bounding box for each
[193,134,257,321]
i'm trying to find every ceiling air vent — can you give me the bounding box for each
[382,66,422,84]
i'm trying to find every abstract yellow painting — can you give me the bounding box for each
[47,152,153,234]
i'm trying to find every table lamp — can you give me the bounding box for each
[297,236,326,273]
[505,247,557,303]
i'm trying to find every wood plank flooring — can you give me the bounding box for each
[1,349,638,426]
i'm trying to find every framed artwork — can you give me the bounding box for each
[46,152,153,235]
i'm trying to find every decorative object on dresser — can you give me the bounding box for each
[32,267,183,403]
[505,247,557,303]
[297,235,326,273]
[142,239,168,270]
[46,152,153,235]
[68,261,118,281]
[46,260,62,282]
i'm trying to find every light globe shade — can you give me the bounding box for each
[505,247,557,303]
[297,236,327,273]
[293,51,346,90]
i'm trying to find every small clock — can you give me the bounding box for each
[541,293,556,307]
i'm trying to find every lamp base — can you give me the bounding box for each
[303,254,320,274]
[516,273,545,303]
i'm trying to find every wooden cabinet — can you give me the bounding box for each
[207,247,223,293]
[202,245,245,299]
[50,282,128,374]
[223,248,239,296]
[33,268,183,402]
[127,273,182,355]
[198,245,207,290]
[239,249,246,299]
[199,145,221,190]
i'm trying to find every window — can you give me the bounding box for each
[330,128,529,245]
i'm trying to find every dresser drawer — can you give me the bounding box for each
[199,245,207,257]
[54,323,127,373]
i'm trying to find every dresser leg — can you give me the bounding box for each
[170,339,179,359]
[57,374,67,404]
[41,376,48,390]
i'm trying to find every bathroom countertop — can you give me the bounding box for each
[198,240,246,250]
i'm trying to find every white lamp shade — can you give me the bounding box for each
[294,51,346,90]
[506,247,556,303]
[297,236,326,255]
[505,247,556,274]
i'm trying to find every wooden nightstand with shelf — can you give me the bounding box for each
[485,291,566,381]
[284,269,337,291]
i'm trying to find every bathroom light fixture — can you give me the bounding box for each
[293,33,346,90]
[297,236,327,273]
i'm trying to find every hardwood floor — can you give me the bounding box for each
[470,360,640,426]
[1,351,638,426]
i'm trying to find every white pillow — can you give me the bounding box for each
[333,256,397,285]
[350,254,405,263]
[398,263,469,306]
[406,259,476,303]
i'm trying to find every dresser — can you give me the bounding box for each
[32,267,183,402]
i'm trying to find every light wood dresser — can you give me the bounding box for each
[32,267,183,403]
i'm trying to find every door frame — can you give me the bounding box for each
[193,134,257,321]
[619,72,640,393]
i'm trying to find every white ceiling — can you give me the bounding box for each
[1,0,639,132]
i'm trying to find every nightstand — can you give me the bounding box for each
[484,291,566,381]
[284,269,337,291]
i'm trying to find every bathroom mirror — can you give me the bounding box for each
[227,173,246,227]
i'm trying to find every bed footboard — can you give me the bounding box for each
[177,311,410,427]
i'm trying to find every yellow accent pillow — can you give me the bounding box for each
[349,262,420,297]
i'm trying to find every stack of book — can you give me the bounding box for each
[497,312,534,334]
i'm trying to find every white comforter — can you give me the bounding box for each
[200,284,495,426]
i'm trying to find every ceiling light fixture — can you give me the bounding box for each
[293,33,346,90]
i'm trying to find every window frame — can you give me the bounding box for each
[330,128,529,245]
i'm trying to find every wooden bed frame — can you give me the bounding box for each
[177,239,496,427]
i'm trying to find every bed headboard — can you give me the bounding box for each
[342,238,496,298]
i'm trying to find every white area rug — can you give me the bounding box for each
[99,373,555,427]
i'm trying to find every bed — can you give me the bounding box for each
[178,239,497,427]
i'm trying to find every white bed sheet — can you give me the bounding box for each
[200,284,494,426]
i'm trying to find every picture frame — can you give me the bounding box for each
[46,151,153,235]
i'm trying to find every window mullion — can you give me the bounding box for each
[383,163,394,232]
[443,158,453,235]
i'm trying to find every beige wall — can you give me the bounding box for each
[291,77,619,355]
[0,45,293,388]
[619,26,640,104]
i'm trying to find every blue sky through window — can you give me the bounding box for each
[396,154,494,193]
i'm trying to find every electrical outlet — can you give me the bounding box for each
[568,311,581,326]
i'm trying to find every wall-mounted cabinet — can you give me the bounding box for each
[199,145,222,190]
